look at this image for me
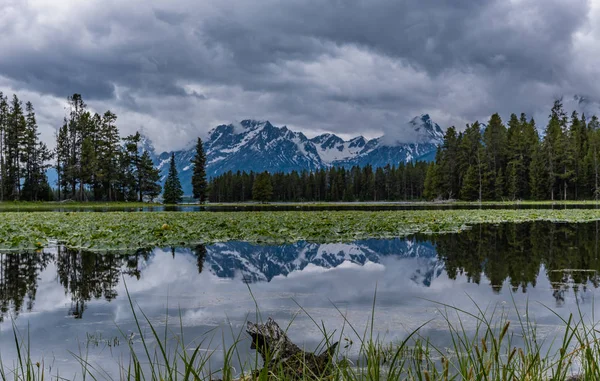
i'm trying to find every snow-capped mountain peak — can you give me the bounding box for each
[408,114,445,143]
[144,115,445,195]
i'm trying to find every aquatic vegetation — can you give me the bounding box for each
[4,209,600,250]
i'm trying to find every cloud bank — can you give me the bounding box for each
[1,0,599,151]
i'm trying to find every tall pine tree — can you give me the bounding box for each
[139,151,161,202]
[191,137,208,203]
[252,171,273,203]
[162,153,183,204]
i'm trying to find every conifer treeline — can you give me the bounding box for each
[0,92,53,201]
[56,94,161,201]
[55,94,161,201]
[209,163,429,202]
[0,92,162,202]
[425,100,600,201]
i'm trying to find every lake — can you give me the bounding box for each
[0,221,598,378]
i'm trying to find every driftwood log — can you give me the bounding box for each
[216,318,338,380]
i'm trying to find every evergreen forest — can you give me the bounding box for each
[0,92,162,202]
[425,100,600,201]
[209,163,428,202]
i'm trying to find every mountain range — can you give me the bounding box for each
[144,115,444,195]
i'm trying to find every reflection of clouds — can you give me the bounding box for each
[0,245,599,378]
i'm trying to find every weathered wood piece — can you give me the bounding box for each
[215,318,338,380]
[246,318,338,380]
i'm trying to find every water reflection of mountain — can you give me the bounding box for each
[203,239,437,282]
[2,221,600,320]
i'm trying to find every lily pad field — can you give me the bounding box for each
[4,208,600,250]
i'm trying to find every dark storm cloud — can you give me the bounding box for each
[0,0,596,151]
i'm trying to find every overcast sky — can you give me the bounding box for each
[2,0,600,151]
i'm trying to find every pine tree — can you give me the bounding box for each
[483,113,508,196]
[123,132,143,201]
[55,120,69,200]
[530,145,549,200]
[162,153,183,204]
[437,127,461,199]
[139,151,161,202]
[506,161,518,200]
[252,171,273,203]
[495,168,505,200]
[461,165,480,201]
[97,111,120,201]
[21,101,37,200]
[458,122,486,201]
[5,95,25,200]
[585,116,600,200]
[423,162,437,200]
[80,134,96,201]
[191,137,208,203]
[544,99,571,200]
[0,93,7,201]
[21,102,53,201]
[569,111,588,198]
[55,94,89,201]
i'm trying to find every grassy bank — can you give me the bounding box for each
[0,201,161,211]
[2,200,600,211]
[5,209,600,250]
[2,292,592,381]
[198,200,600,206]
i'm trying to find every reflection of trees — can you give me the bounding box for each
[192,244,207,274]
[0,245,205,321]
[0,251,53,322]
[426,221,600,296]
[56,247,151,318]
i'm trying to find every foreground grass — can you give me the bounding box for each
[3,209,600,250]
[2,292,594,381]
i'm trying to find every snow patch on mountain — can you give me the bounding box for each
[311,134,369,163]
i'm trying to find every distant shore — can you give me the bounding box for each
[1,199,600,210]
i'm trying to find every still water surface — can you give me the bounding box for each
[0,221,599,377]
